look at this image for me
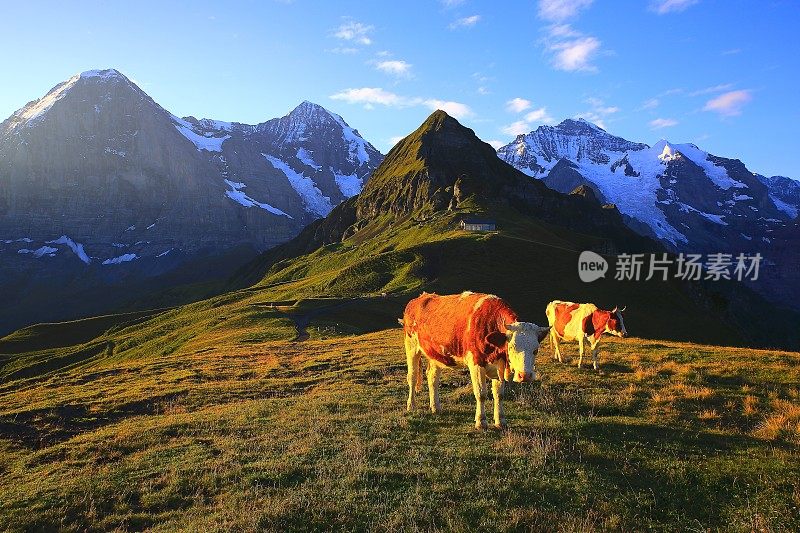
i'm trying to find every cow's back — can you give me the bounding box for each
[547,300,596,340]
[404,292,517,365]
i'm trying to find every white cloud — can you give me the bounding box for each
[501,107,555,136]
[329,47,358,54]
[548,23,581,38]
[330,87,403,106]
[440,0,465,6]
[640,98,660,110]
[502,120,534,136]
[537,2,601,73]
[649,118,678,129]
[575,97,619,129]
[449,15,480,29]
[389,135,406,147]
[525,107,555,123]
[376,60,412,77]
[477,86,490,95]
[722,48,741,56]
[703,90,752,117]
[486,140,505,150]
[423,99,473,119]
[506,98,532,113]
[550,36,601,72]
[538,0,594,22]
[689,83,733,96]
[330,88,472,119]
[333,20,374,45]
[651,0,699,14]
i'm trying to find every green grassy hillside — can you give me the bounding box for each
[1,314,798,531]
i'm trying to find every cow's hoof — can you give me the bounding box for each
[430,407,442,414]
[495,422,508,430]
[475,421,488,430]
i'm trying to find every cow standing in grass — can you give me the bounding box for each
[545,300,627,370]
[401,292,550,429]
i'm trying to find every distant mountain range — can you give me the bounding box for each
[497,119,800,308]
[1,68,798,335]
[235,110,799,349]
[0,69,382,333]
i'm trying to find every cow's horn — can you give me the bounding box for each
[619,306,626,313]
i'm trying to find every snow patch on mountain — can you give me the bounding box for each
[80,69,126,80]
[333,170,364,198]
[579,145,689,245]
[15,75,80,124]
[677,202,728,225]
[47,235,91,264]
[263,154,333,217]
[661,141,747,190]
[223,179,292,218]
[296,148,322,171]
[330,113,370,165]
[18,246,59,258]
[103,253,138,265]
[771,195,798,219]
[171,115,230,152]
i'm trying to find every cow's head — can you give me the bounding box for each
[501,321,550,383]
[605,306,627,338]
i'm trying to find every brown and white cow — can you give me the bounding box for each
[401,291,550,429]
[545,300,627,370]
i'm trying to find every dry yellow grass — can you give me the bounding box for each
[1,322,799,531]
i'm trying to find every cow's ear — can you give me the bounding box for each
[582,315,595,336]
[485,331,508,351]
[537,326,551,343]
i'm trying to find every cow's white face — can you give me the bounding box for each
[505,322,550,383]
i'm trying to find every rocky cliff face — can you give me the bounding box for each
[0,69,382,333]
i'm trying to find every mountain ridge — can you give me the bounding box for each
[497,118,800,310]
[0,68,383,334]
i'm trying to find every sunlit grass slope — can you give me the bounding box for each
[1,316,798,531]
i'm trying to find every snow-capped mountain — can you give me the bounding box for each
[498,118,796,246]
[0,68,382,332]
[497,119,800,308]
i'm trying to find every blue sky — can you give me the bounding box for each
[1,0,798,177]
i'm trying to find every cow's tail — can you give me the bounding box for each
[545,301,557,327]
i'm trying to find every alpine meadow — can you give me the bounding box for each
[1,1,799,532]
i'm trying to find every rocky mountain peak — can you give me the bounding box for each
[78,68,130,82]
[554,117,606,134]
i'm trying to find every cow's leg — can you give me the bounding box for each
[577,335,585,369]
[469,362,488,429]
[416,356,424,393]
[591,342,600,371]
[550,329,563,363]
[492,379,506,429]
[405,335,421,411]
[426,364,442,413]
